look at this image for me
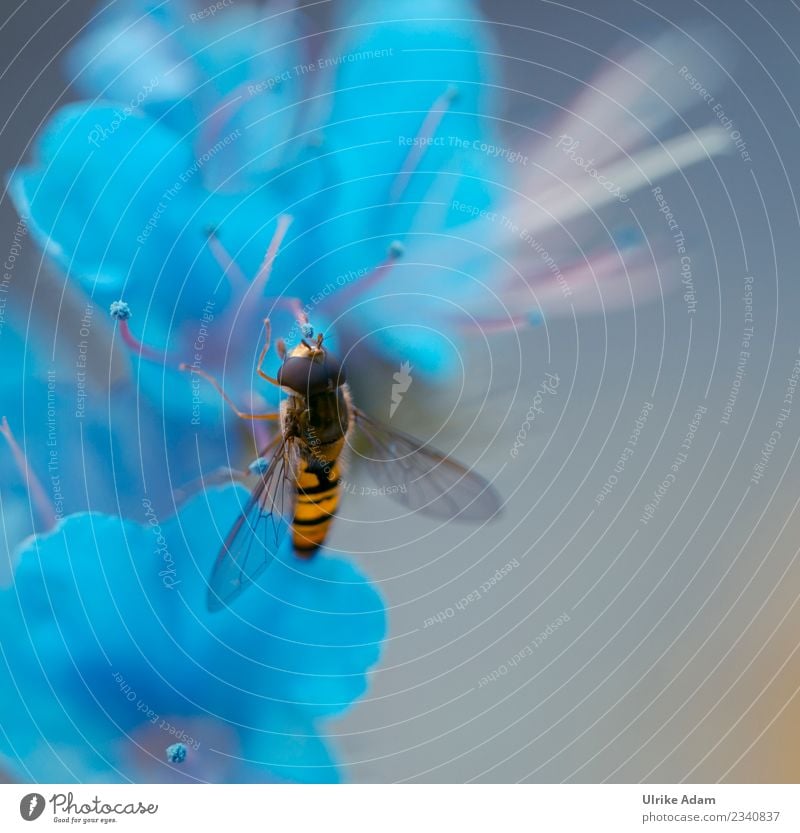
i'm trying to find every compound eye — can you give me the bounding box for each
[277,352,345,393]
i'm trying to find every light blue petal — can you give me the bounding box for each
[66,0,310,181]
[0,487,385,782]
[10,103,199,294]
[65,2,199,107]
[317,0,501,251]
[171,486,387,718]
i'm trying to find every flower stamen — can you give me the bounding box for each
[0,416,57,531]
[323,241,404,312]
[390,86,459,203]
[194,83,251,163]
[252,214,293,297]
[110,301,176,366]
[260,294,308,331]
[458,311,540,333]
[216,215,294,342]
[205,226,249,294]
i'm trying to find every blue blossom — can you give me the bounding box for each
[0,298,230,549]
[10,0,729,423]
[0,487,386,783]
[1,0,731,786]
[11,0,502,421]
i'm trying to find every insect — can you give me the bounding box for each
[183,321,502,611]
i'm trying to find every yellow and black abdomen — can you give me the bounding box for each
[289,386,350,556]
[293,456,343,555]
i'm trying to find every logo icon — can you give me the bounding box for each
[19,793,45,821]
[390,361,413,419]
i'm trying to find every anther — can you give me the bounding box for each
[109,300,130,321]
[110,301,174,365]
[165,743,187,764]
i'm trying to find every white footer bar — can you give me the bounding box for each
[2,784,798,832]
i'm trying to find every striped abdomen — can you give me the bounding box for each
[293,453,343,555]
[289,387,350,556]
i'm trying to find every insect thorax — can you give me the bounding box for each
[283,386,350,464]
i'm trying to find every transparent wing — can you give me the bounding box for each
[352,408,501,522]
[207,436,297,612]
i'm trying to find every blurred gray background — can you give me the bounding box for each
[2,0,800,783]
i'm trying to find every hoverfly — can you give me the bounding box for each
[187,322,501,612]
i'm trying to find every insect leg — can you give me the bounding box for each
[178,364,279,420]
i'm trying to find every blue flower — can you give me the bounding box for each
[10,0,503,420]
[0,297,231,553]
[1,0,732,786]
[0,487,386,783]
[10,0,730,424]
